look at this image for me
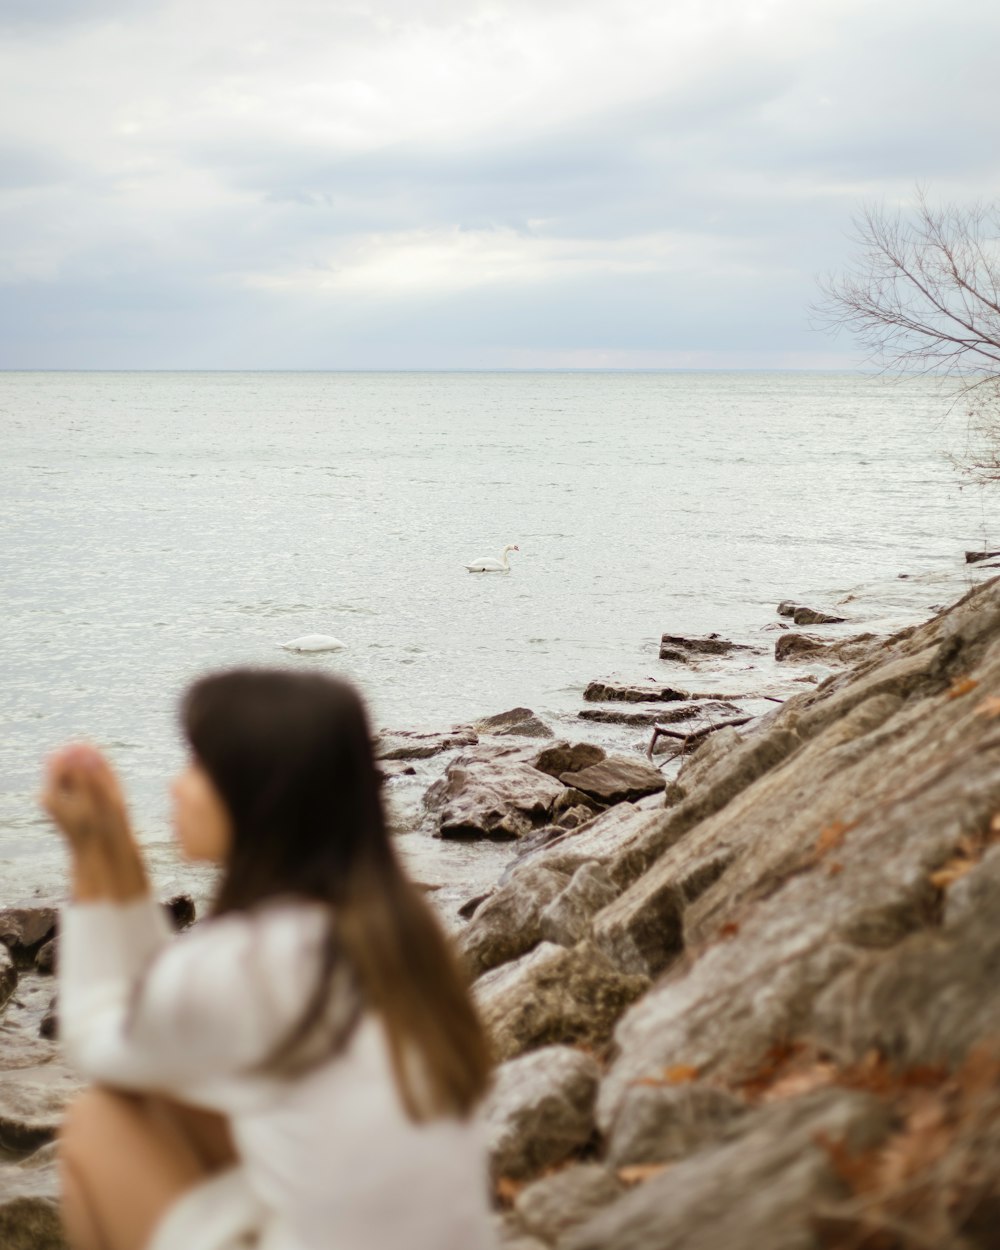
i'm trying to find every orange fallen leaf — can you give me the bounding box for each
[617,1163,669,1186]
[975,695,1000,717]
[759,1062,837,1104]
[718,921,740,940]
[815,820,857,858]
[631,1062,700,1089]
[948,676,979,699]
[827,861,844,877]
[930,860,975,889]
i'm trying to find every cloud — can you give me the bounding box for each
[1,0,1000,365]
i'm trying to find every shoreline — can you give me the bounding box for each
[3,554,1000,1245]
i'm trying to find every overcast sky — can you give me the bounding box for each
[2,0,999,369]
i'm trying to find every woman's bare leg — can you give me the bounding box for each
[59,1087,233,1250]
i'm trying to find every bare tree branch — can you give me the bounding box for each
[815,190,1000,484]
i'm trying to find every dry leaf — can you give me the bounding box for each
[760,1063,837,1104]
[815,820,856,858]
[827,861,844,877]
[617,1163,669,1186]
[718,921,740,940]
[632,1063,700,1089]
[947,676,979,699]
[930,860,975,889]
[494,1177,525,1205]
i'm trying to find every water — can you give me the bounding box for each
[0,370,992,897]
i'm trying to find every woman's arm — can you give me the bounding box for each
[40,744,150,902]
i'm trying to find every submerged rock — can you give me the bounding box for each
[474,708,554,739]
[658,633,752,663]
[791,606,847,626]
[374,726,479,760]
[583,681,690,704]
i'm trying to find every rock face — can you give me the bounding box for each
[424,758,565,840]
[458,577,1000,1247]
[481,1046,601,1179]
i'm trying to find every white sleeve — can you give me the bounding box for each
[58,896,329,1098]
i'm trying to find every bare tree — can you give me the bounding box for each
[816,190,1000,484]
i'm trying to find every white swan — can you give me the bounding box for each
[279,635,347,653]
[464,543,520,573]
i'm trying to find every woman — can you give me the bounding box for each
[41,669,496,1250]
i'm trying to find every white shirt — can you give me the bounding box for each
[59,896,497,1250]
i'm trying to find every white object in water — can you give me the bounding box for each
[280,634,347,653]
[464,543,520,573]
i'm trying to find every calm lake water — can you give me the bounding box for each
[1,370,993,898]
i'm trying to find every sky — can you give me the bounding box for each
[2,0,1000,369]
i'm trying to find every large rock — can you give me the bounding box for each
[774,632,876,662]
[532,742,606,779]
[374,726,478,760]
[424,758,565,840]
[460,863,573,977]
[658,633,751,662]
[481,1046,601,1180]
[475,941,649,1062]
[539,862,620,947]
[559,757,665,806]
[565,1090,890,1250]
[583,681,690,704]
[475,708,554,739]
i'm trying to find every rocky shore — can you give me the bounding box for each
[5,570,1000,1249]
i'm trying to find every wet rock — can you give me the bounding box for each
[578,707,669,726]
[475,941,649,1062]
[791,606,847,626]
[539,862,620,947]
[374,726,479,760]
[658,633,751,662]
[39,998,57,1040]
[965,549,1000,563]
[515,804,668,889]
[565,1090,890,1250]
[0,946,16,1012]
[34,941,56,975]
[457,892,492,920]
[559,758,665,806]
[583,681,690,704]
[424,758,565,840]
[515,1163,624,1244]
[0,908,58,969]
[777,600,800,617]
[605,1082,747,1166]
[461,863,573,977]
[482,1045,601,1180]
[532,742,606,780]
[475,708,554,739]
[775,631,877,663]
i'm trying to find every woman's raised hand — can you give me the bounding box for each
[42,744,129,847]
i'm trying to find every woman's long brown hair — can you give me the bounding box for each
[181,668,492,1120]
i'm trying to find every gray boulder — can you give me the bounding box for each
[476,941,649,1062]
[461,863,573,977]
[424,758,565,840]
[539,863,620,947]
[482,1046,601,1180]
[559,758,665,806]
